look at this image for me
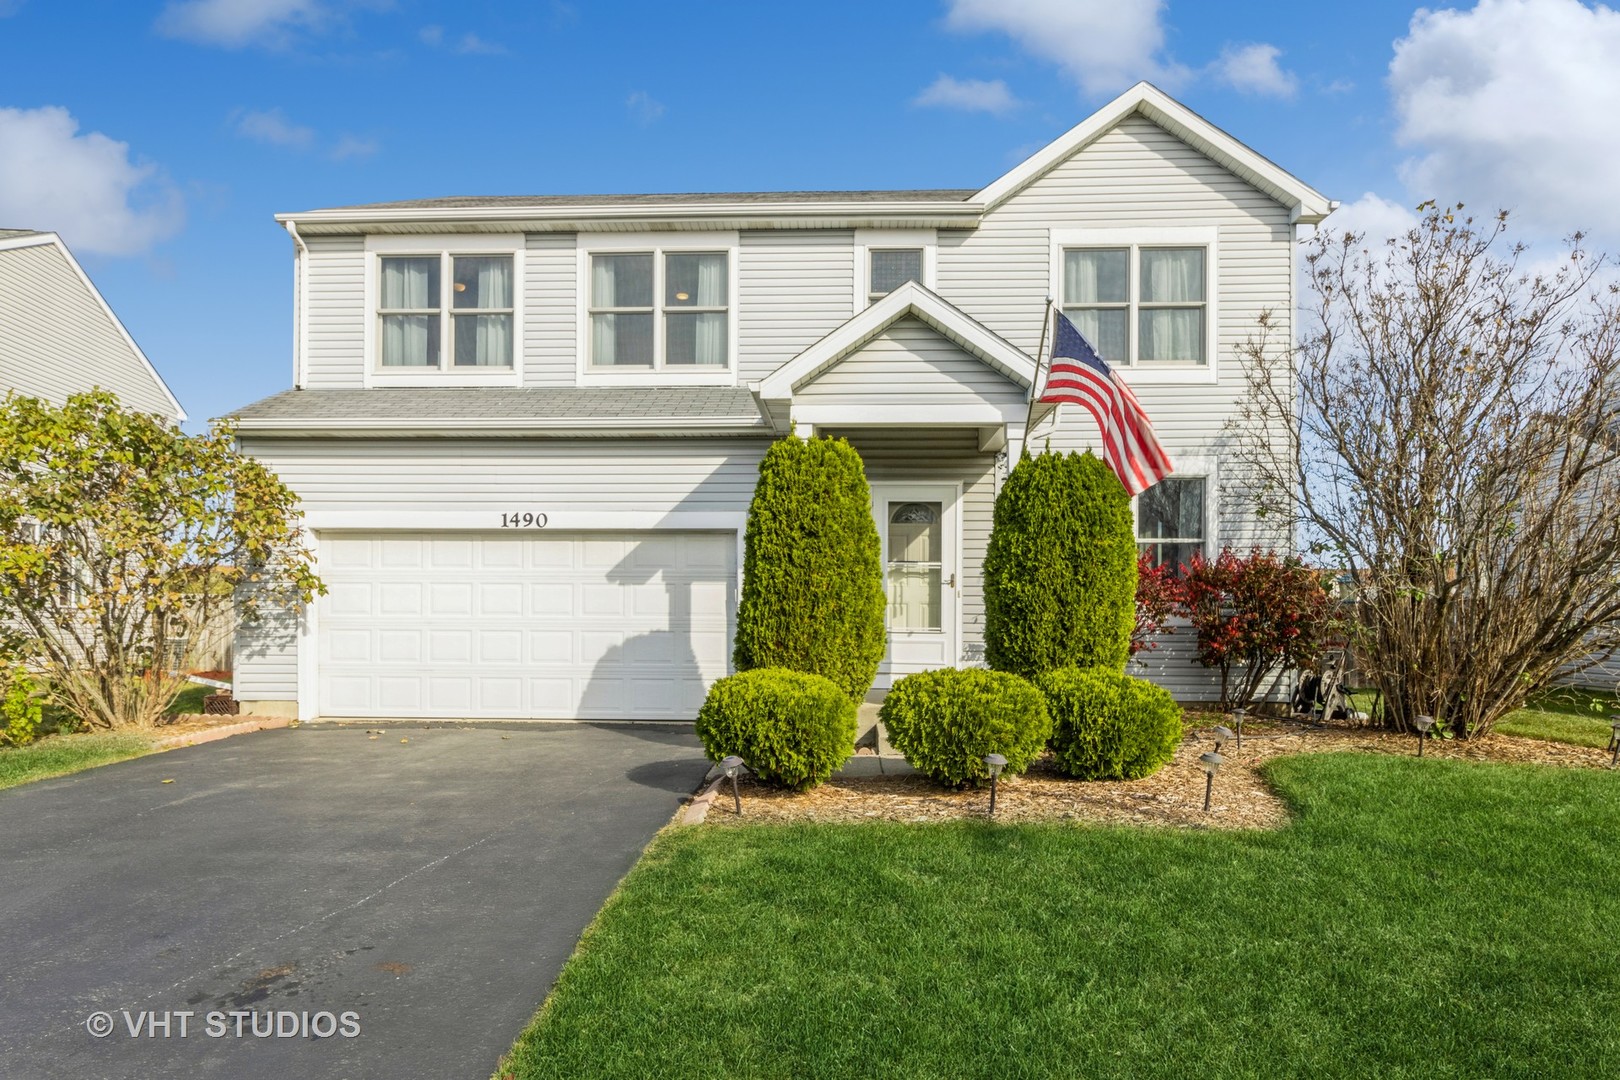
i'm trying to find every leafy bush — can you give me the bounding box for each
[0,666,42,747]
[694,668,856,790]
[879,668,1050,787]
[732,435,886,703]
[1038,667,1183,780]
[984,451,1137,679]
[1132,551,1178,656]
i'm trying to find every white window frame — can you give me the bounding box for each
[1132,458,1216,567]
[854,229,936,311]
[1049,227,1218,385]
[576,232,740,386]
[364,234,524,388]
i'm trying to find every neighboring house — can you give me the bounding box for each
[230,82,1334,722]
[0,229,184,421]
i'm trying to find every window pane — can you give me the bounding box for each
[380,257,438,309]
[1139,308,1204,363]
[1064,248,1127,304]
[1068,307,1128,365]
[453,314,513,367]
[1138,541,1203,572]
[590,312,653,366]
[665,253,727,307]
[1141,247,1204,302]
[381,314,439,367]
[888,502,942,562]
[870,249,923,295]
[888,567,942,630]
[666,312,727,366]
[592,254,653,308]
[887,501,942,630]
[452,256,513,309]
[1137,477,1204,540]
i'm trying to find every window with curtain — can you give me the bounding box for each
[1136,476,1206,571]
[1061,245,1207,366]
[378,253,513,370]
[589,250,729,369]
[869,248,923,299]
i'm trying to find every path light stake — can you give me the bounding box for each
[1199,752,1224,813]
[719,755,745,815]
[1212,725,1234,754]
[1233,708,1245,751]
[1609,715,1620,768]
[985,754,1008,818]
[1413,715,1435,758]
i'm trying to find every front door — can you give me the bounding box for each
[872,484,959,684]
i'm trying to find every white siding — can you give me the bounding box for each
[0,241,177,417]
[235,609,300,702]
[524,233,576,386]
[797,317,1028,409]
[302,236,366,388]
[827,428,995,662]
[737,230,855,382]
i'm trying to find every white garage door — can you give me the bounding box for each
[316,531,735,720]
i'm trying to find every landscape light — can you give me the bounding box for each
[1609,715,1620,768]
[719,755,745,815]
[985,754,1008,817]
[1212,725,1234,754]
[1412,715,1435,758]
[1232,707,1246,750]
[1198,751,1224,812]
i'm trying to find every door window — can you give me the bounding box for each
[887,502,942,631]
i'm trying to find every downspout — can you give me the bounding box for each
[283,220,308,389]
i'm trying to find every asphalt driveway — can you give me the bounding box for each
[0,723,709,1080]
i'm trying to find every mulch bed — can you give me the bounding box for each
[705,721,1615,831]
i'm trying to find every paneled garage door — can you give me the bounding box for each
[316,531,735,720]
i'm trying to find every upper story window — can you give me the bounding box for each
[1063,245,1205,366]
[1136,475,1206,570]
[379,253,514,369]
[589,251,729,368]
[868,248,923,300]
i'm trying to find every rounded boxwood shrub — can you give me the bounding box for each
[732,435,887,704]
[984,450,1137,679]
[694,668,856,790]
[878,668,1050,787]
[1037,666,1183,780]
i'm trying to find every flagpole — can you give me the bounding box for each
[1021,297,1055,451]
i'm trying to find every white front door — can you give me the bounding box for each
[873,484,960,684]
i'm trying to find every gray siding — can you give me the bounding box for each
[737,230,854,382]
[0,241,177,417]
[301,235,366,388]
[524,233,576,386]
[827,428,995,662]
[797,317,1027,408]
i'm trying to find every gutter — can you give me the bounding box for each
[232,415,773,437]
[274,200,984,232]
[283,220,308,388]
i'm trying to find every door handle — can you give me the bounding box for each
[947,573,956,589]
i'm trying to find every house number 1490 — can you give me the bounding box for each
[501,512,548,528]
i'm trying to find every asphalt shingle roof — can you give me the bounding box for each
[309,190,978,213]
[228,386,763,424]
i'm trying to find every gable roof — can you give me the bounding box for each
[974,82,1335,224]
[0,230,185,421]
[759,282,1037,401]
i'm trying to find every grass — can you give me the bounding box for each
[1496,686,1619,749]
[499,753,1620,1079]
[0,731,155,790]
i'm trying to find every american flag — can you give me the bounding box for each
[1038,309,1174,496]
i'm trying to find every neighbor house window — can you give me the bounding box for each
[379,253,513,369]
[869,248,923,299]
[1062,246,1206,365]
[590,251,728,368]
[1137,476,1206,570]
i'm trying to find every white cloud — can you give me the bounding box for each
[417,23,443,46]
[232,107,315,149]
[0,105,183,256]
[455,31,505,55]
[1210,43,1297,98]
[626,91,665,125]
[330,134,379,161]
[155,0,330,47]
[1390,0,1620,242]
[1314,192,1421,247]
[913,74,1021,115]
[942,0,1184,97]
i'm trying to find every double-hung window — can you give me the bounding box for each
[1061,243,1208,367]
[589,250,729,368]
[1136,476,1207,571]
[378,253,515,369]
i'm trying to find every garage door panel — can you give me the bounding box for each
[318,531,735,720]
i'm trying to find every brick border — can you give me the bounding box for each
[152,715,295,751]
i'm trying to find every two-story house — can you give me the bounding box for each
[230,83,1333,723]
[0,229,184,421]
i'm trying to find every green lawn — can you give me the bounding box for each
[0,731,155,790]
[500,754,1620,1079]
[1496,686,1619,749]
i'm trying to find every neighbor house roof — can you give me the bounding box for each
[229,387,769,436]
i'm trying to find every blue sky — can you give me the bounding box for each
[2,0,1617,428]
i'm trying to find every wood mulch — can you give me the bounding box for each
[705,720,1615,831]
